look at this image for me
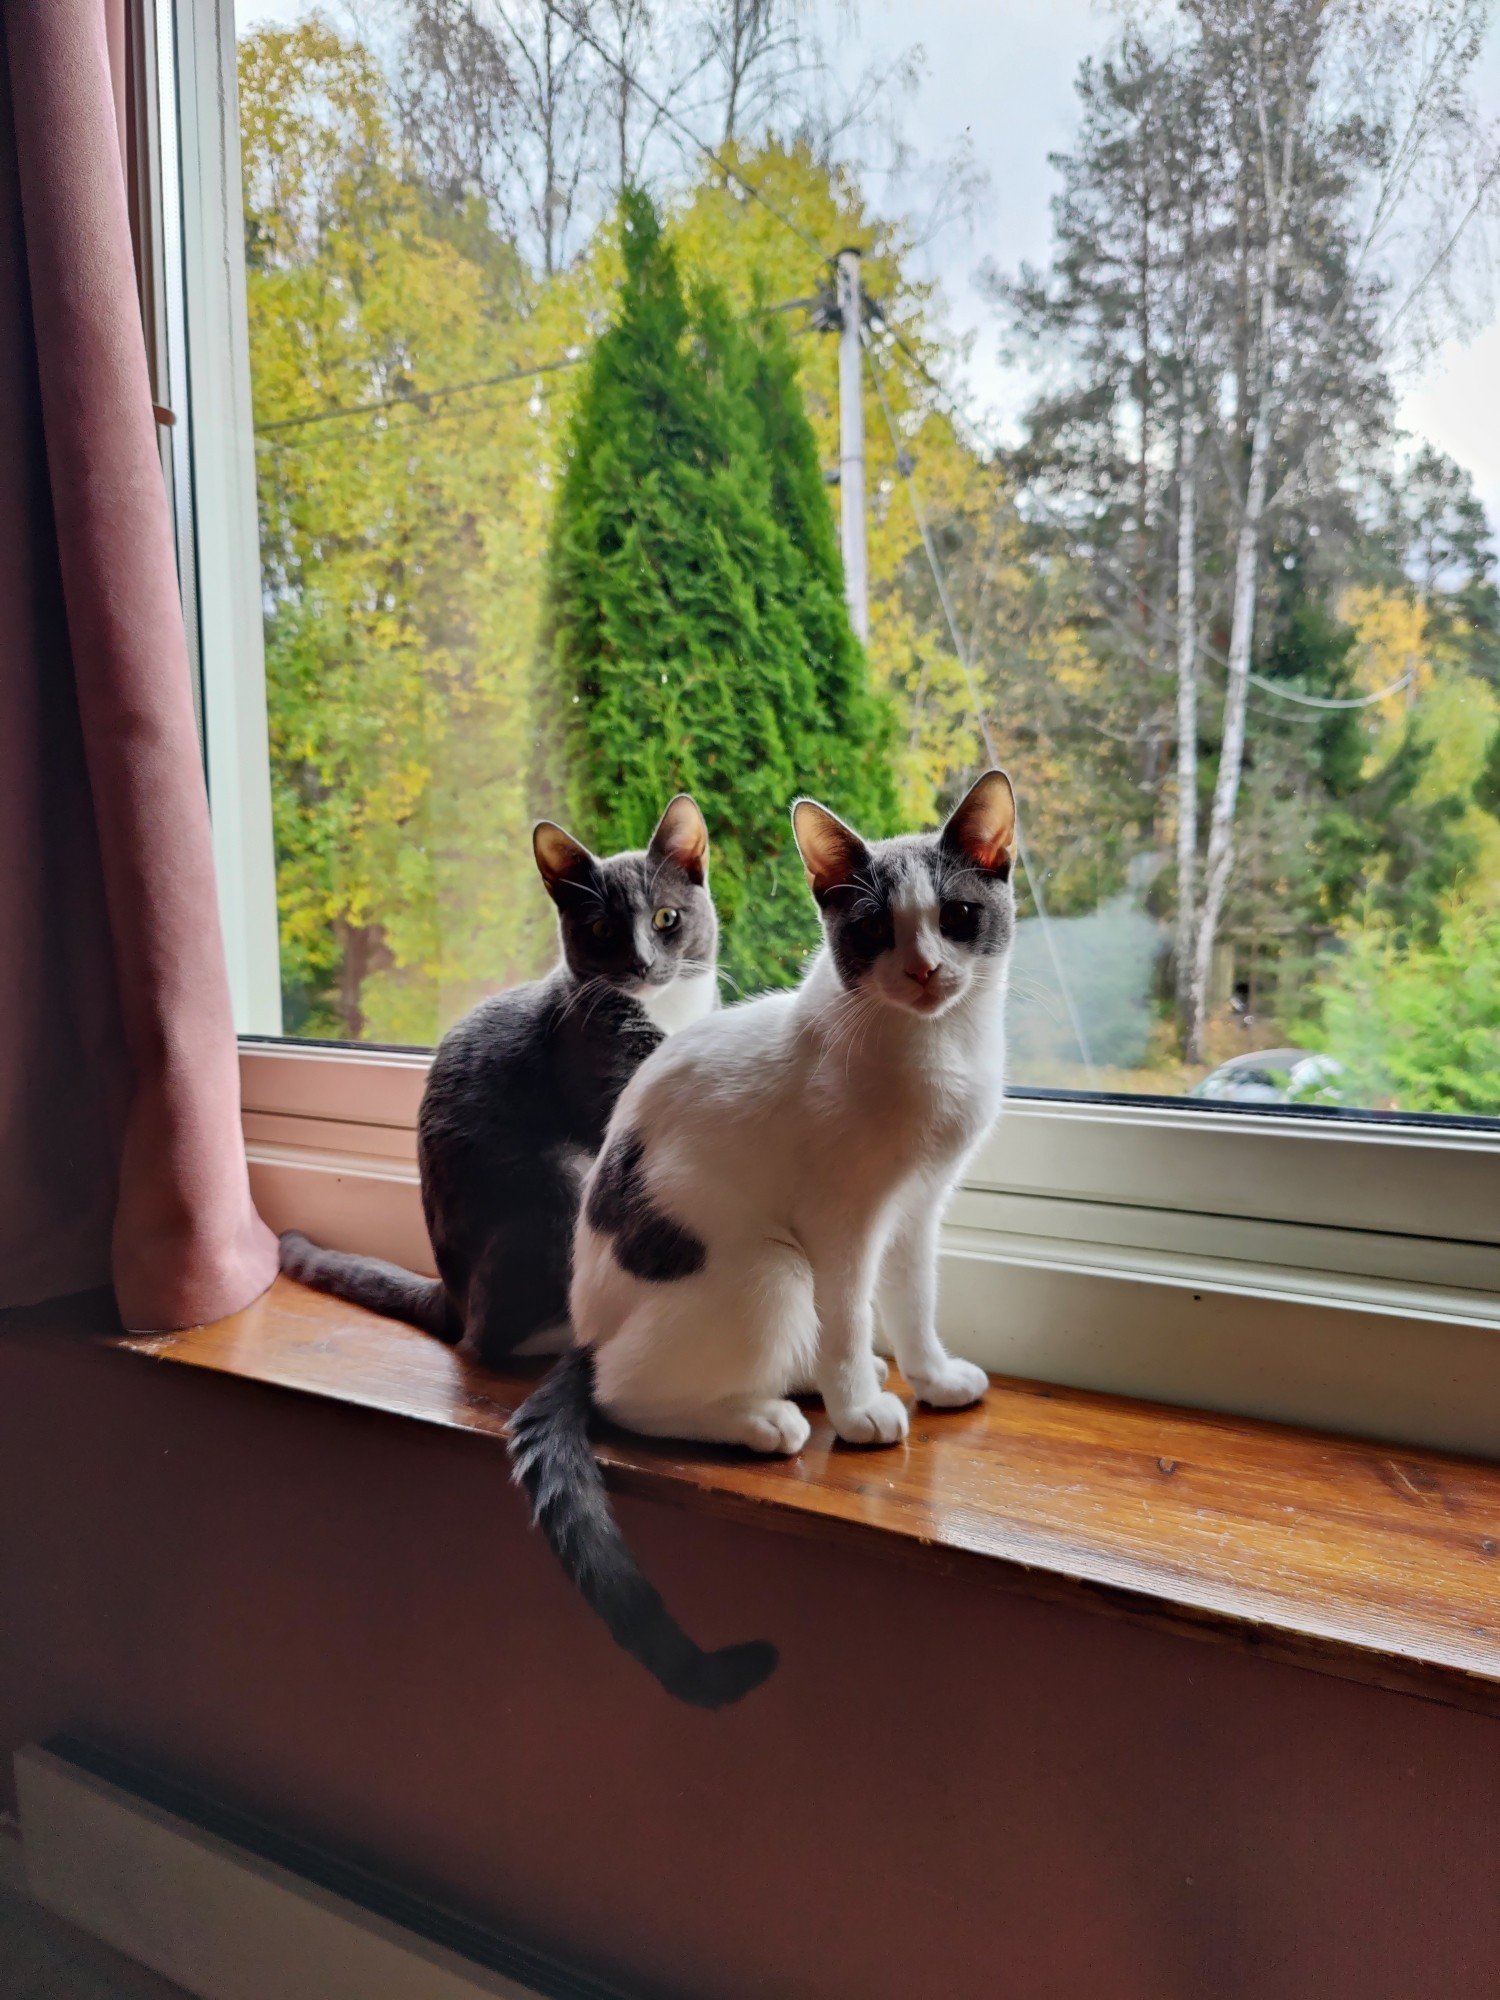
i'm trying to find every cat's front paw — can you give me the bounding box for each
[830,1391,910,1447]
[908,1357,989,1408]
[740,1399,813,1455]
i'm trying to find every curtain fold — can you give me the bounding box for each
[0,0,276,1329]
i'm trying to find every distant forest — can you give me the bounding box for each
[243,0,1500,1111]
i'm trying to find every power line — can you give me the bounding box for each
[869,320,1418,713]
[255,354,584,434]
[253,289,822,439]
[255,376,568,452]
[863,333,1099,1083]
[1247,666,1413,710]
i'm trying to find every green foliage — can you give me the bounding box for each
[1259,590,1362,797]
[242,20,583,1038]
[1314,728,1476,945]
[1248,566,1478,948]
[1478,725,1500,819]
[1302,905,1500,1116]
[545,189,895,991]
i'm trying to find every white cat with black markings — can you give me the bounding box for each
[509,770,1016,1708]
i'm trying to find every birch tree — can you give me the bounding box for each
[1004,0,1500,1058]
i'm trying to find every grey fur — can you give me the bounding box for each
[280,800,717,1365]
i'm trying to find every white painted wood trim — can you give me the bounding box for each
[15,1748,546,2000]
[239,1045,1500,1252]
[971,1096,1500,1248]
[170,0,282,1034]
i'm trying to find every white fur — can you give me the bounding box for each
[571,869,1006,1453]
[637,967,719,1035]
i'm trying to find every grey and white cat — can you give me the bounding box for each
[281,795,718,1366]
[509,769,1016,1705]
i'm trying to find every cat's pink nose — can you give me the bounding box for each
[905,956,937,986]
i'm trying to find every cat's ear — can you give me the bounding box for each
[940,769,1016,878]
[533,820,598,903]
[648,794,709,884]
[792,798,870,901]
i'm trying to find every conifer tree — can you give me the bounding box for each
[544,188,895,992]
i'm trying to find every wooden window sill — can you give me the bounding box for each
[89,1276,1500,1721]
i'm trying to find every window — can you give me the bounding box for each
[155,0,1500,1449]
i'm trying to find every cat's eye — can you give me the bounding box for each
[940,899,981,943]
[590,917,615,940]
[652,907,680,933]
[850,911,892,949]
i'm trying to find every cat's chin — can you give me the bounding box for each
[872,980,966,1019]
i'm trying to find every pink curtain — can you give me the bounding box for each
[0,0,276,1328]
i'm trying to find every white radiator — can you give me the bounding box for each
[14,1740,621,2000]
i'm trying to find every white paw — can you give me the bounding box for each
[908,1357,989,1409]
[830,1391,910,1447]
[740,1399,812,1456]
[872,1353,890,1386]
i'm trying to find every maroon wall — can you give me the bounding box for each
[3,1326,1499,2000]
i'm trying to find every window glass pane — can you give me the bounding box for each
[229,0,1500,1119]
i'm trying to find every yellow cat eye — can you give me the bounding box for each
[652,907,680,932]
[590,918,613,939]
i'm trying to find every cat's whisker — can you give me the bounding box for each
[680,956,744,999]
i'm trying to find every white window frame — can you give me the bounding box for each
[160,0,282,1034]
[165,0,1500,1456]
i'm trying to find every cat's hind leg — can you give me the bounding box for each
[604,1393,811,1456]
[589,1242,818,1455]
[461,1164,578,1368]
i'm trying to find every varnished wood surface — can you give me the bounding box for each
[112,1275,1500,1716]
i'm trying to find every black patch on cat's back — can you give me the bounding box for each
[587,1130,706,1282]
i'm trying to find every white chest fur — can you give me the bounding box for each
[638,969,718,1036]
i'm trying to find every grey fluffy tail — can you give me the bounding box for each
[507,1347,777,1709]
[279,1230,459,1342]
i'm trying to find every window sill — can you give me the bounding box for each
[109,1276,1500,1722]
[237,1041,1500,1457]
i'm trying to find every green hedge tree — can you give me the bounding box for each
[543,189,896,993]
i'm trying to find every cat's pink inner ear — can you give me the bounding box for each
[793,799,869,899]
[533,820,596,897]
[649,794,709,883]
[942,769,1016,874]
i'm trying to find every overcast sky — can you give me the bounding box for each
[241,0,1500,530]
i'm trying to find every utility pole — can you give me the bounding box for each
[835,248,868,643]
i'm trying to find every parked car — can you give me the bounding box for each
[1189,1048,1345,1106]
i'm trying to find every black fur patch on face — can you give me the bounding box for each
[586,1130,706,1282]
[819,838,1014,991]
[930,854,1013,957]
[824,865,896,988]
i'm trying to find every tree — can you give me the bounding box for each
[545,188,896,991]
[244,17,1070,1036]
[243,20,593,1039]
[1302,902,1500,1115]
[1002,0,1500,1060]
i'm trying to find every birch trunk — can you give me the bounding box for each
[1174,417,1199,1025]
[1185,292,1277,1060]
[1185,96,1294,1063]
